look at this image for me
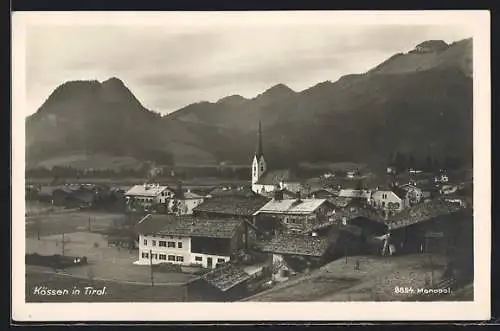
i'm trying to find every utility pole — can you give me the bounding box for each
[149,249,154,287]
[429,254,434,287]
[62,232,65,256]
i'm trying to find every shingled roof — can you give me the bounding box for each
[254,234,333,257]
[386,199,465,230]
[193,195,270,217]
[300,207,386,234]
[134,214,242,239]
[254,198,329,215]
[200,263,251,292]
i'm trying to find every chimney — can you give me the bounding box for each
[295,191,302,202]
[273,188,283,201]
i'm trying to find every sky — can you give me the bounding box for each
[25,20,471,116]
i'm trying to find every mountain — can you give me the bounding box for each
[26,38,473,171]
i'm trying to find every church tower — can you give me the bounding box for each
[252,120,267,186]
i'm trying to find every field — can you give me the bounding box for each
[24,208,195,302]
[26,177,249,190]
[26,231,193,285]
[243,254,471,302]
[25,211,126,237]
[33,153,145,171]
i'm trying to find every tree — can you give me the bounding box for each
[33,219,41,240]
[425,155,433,172]
[394,152,407,172]
[388,151,396,166]
[408,155,416,169]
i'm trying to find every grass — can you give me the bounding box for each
[35,153,144,171]
[26,232,194,285]
[25,211,126,237]
[243,254,471,302]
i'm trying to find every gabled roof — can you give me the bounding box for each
[201,263,251,292]
[327,197,352,208]
[125,184,171,197]
[300,207,386,234]
[386,199,465,230]
[254,198,328,215]
[254,234,333,257]
[255,169,298,185]
[193,195,270,217]
[183,191,204,199]
[338,189,370,198]
[134,214,242,239]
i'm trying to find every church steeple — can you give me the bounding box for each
[251,120,267,189]
[255,120,263,159]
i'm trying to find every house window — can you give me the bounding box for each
[217,258,225,263]
[168,255,175,261]
[195,256,202,262]
[176,256,184,262]
[141,252,149,259]
[159,241,166,247]
[152,240,156,246]
[143,239,147,245]
[151,253,158,259]
[159,254,166,260]
[167,241,176,248]
[177,242,183,248]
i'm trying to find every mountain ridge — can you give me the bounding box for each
[26,38,473,171]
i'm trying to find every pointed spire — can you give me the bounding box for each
[255,120,263,159]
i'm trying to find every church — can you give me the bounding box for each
[251,121,302,195]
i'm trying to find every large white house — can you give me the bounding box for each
[369,190,407,213]
[134,214,246,269]
[125,183,175,209]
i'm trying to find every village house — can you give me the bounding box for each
[252,192,334,235]
[434,173,450,184]
[46,185,96,208]
[166,189,205,215]
[386,199,469,256]
[346,169,359,179]
[253,233,338,280]
[251,121,302,194]
[338,188,372,200]
[399,183,431,206]
[387,166,397,174]
[134,214,248,269]
[125,183,175,209]
[192,194,269,221]
[186,260,272,302]
[440,184,458,195]
[369,189,407,213]
[207,186,254,198]
[308,188,337,200]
